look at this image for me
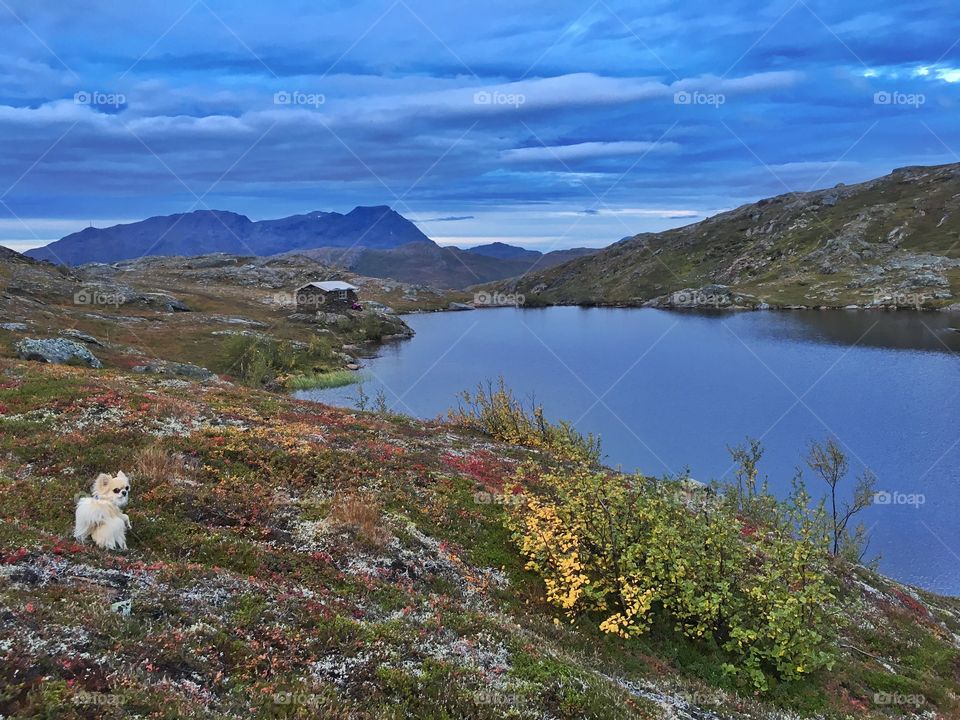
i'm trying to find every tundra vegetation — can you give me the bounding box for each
[0,361,957,718]
[453,382,875,690]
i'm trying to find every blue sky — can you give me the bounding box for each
[0,0,958,252]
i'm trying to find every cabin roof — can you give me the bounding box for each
[296,281,358,292]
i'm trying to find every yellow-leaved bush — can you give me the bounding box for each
[505,465,835,691]
[448,378,601,464]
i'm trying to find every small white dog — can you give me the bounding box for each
[74,471,132,550]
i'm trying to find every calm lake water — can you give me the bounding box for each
[297,307,960,595]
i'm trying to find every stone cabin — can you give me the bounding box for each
[295,281,359,312]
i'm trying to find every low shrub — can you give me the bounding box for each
[505,464,835,691]
[218,334,336,388]
[448,378,601,464]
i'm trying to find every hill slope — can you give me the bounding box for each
[1,246,958,717]
[25,206,432,266]
[500,163,960,309]
[298,242,598,289]
[0,360,958,718]
[0,247,456,388]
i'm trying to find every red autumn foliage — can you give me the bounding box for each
[891,588,929,619]
[2,547,29,564]
[442,450,512,490]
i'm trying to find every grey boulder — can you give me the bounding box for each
[15,338,103,368]
[131,360,214,380]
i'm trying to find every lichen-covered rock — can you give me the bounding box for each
[14,338,102,368]
[131,359,215,380]
[58,328,103,346]
[644,285,759,310]
[361,300,395,315]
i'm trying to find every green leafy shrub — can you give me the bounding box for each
[218,334,338,388]
[505,463,836,691]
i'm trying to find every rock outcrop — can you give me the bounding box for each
[14,338,103,368]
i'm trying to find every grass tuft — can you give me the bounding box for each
[134,444,197,484]
[327,492,392,547]
[286,370,362,390]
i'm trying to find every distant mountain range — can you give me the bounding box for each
[26,206,431,266]
[464,242,541,261]
[498,162,960,309]
[24,206,598,289]
[291,242,597,289]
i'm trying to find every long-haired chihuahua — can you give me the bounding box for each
[74,471,132,550]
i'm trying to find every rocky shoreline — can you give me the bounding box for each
[629,284,959,312]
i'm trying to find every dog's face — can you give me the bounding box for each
[93,471,131,507]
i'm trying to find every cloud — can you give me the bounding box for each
[502,140,680,162]
[562,208,701,218]
[1,2,959,251]
[669,71,804,95]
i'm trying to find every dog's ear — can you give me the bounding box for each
[116,470,130,484]
[93,473,112,491]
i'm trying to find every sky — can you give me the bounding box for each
[0,0,958,253]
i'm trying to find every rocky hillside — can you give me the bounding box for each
[1,359,959,719]
[0,249,455,388]
[25,206,432,266]
[500,163,960,310]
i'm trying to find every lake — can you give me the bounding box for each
[296,307,960,595]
